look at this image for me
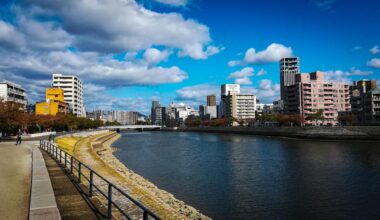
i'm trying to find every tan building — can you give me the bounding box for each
[284,71,350,126]
[207,95,217,106]
[223,93,257,125]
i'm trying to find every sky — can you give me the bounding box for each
[0,0,379,114]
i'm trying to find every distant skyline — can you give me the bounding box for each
[0,0,379,114]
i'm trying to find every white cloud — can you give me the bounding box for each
[143,48,171,65]
[259,79,272,90]
[84,84,150,113]
[0,20,25,48]
[241,79,280,104]
[228,43,293,66]
[26,0,217,59]
[228,67,254,79]
[18,17,72,51]
[352,46,361,51]
[235,77,252,85]
[176,84,219,102]
[367,58,380,68]
[256,68,267,76]
[310,0,336,10]
[348,67,373,76]
[178,44,221,60]
[323,67,372,84]
[227,67,254,85]
[370,46,380,55]
[154,0,189,7]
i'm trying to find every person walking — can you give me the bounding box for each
[16,129,22,145]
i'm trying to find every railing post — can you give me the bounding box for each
[89,170,93,197]
[143,211,148,220]
[70,157,73,174]
[64,153,67,168]
[108,184,113,219]
[78,163,82,183]
[59,149,62,164]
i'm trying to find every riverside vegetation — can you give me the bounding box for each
[55,131,210,220]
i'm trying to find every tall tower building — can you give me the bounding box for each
[52,73,85,117]
[207,95,216,106]
[280,57,300,100]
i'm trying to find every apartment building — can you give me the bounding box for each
[280,57,300,100]
[0,80,27,107]
[52,73,85,117]
[284,71,350,126]
[350,80,380,125]
[223,93,257,124]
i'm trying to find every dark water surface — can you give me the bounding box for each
[113,131,380,219]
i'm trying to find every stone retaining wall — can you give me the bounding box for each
[173,126,380,140]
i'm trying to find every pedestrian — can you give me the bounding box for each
[49,133,53,142]
[16,129,22,145]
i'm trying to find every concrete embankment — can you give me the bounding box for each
[162,126,380,141]
[55,131,210,220]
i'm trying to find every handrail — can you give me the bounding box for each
[39,140,161,220]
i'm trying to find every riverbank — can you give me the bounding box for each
[55,131,210,220]
[162,126,380,141]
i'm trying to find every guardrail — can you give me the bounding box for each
[39,140,160,220]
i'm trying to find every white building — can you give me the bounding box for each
[200,105,217,120]
[256,103,274,117]
[221,84,240,96]
[176,104,199,126]
[0,80,27,107]
[52,73,85,117]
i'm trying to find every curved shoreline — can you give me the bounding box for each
[78,131,210,220]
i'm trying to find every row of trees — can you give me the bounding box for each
[0,101,104,135]
[184,111,339,128]
[184,113,304,128]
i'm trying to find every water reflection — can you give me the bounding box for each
[114,131,380,219]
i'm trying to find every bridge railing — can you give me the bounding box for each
[39,140,160,220]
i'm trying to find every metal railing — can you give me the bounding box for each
[39,140,160,220]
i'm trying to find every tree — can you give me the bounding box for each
[306,109,324,125]
[338,114,352,126]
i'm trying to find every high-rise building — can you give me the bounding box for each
[284,71,350,126]
[350,80,380,125]
[280,57,300,100]
[0,80,27,107]
[151,101,166,126]
[35,88,70,116]
[207,95,217,106]
[221,84,240,117]
[52,73,85,117]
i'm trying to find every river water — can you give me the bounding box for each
[113,131,380,219]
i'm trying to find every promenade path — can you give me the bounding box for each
[41,150,99,220]
[0,141,33,220]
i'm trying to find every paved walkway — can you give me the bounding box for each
[41,150,100,220]
[0,141,34,220]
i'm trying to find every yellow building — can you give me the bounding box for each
[36,88,70,116]
[45,87,65,102]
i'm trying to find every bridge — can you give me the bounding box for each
[100,125,161,131]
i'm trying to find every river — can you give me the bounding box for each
[113,131,380,219]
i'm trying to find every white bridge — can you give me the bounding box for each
[100,125,161,130]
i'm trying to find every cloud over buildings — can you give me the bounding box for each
[228,43,293,67]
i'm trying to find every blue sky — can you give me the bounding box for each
[0,0,379,114]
